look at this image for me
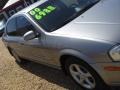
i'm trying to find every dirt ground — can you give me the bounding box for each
[0,39,119,90]
[0,39,81,90]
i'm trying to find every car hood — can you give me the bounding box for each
[53,0,120,43]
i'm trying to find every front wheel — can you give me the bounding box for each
[65,57,109,90]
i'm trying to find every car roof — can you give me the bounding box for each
[10,0,48,18]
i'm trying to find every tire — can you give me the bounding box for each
[65,57,110,90]
[11,49,28,64]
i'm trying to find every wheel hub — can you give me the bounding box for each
[69,64,96,89]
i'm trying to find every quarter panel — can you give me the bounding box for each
[45,33,114,65]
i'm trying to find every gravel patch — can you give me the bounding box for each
[0,39,119,90]
[0,39,80,90]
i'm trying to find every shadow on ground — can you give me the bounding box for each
[19,61,120,90]
[19,61,81,90]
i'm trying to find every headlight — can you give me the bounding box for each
[109,45,120,61]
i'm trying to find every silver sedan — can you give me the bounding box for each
[2,0,120,90]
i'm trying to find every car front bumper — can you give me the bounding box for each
[90,62,120,86]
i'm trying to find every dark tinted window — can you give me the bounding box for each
[16,16,35,36]
[28,0,99,32]
[7,18,16,36]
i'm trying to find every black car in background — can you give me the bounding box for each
[0,15,6,37]
[0,0,8,37]
[0,18,5,37]
[0,29,4,37]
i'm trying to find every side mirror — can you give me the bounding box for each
[23,31,36,41]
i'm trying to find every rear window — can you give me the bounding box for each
[28,0,99,32]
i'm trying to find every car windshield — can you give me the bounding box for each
[28,0,99,32]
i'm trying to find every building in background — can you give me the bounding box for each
[0,0,38,20]
[0,0,8,9]
[0,0,39,36]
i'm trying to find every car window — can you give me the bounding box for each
[6,18,16,36]
[28,0,99,32]
[16,16,35,36]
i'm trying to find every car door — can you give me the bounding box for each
[6,15,58,65]
[5,16,46,62]
[16,16,60,65]
[16,16,54,63]
[15,16,48,63]
[5,17,25,57]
